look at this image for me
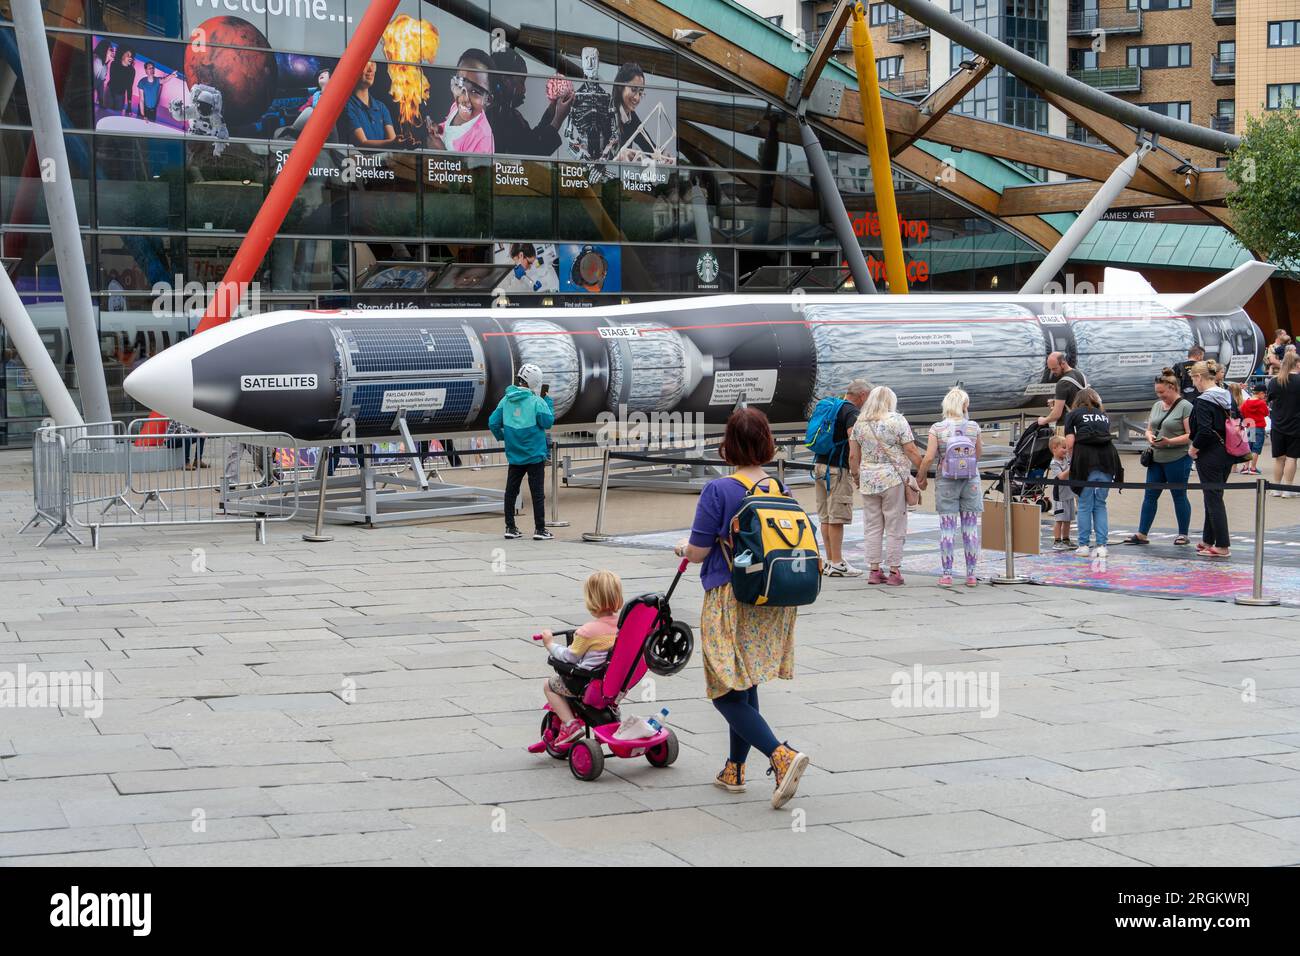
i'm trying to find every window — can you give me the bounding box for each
[556,162,618,242]
[1127,0,1192,10]
[1218,41,1235,61]
[870,3,901,26]
[187,142,267,233]
[1005,0,1049,16]
[424,156,492,240]
[765,15,783,28]
[3,130,91,227]
[1267,84,1300,110]
[1127,44,1191,68]
[1269,21,1300,48]
[90,0,184,39]
[1217,99,1235,119]
[94,134,183,230]
[348,149,419,238]
[1143,101,1192,122]
[877,56,904,80]
[1069,49,1099,71]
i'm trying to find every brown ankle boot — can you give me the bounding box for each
[714,760,746,793]
[767,743,810,809]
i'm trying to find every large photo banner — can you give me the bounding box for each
[130,4,680,166]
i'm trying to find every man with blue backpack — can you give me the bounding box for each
[805,379,872,577]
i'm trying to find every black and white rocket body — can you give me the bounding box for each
[123,263,1274,443]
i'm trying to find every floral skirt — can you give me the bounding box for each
[700,583,797,700]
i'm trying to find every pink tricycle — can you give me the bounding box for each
[527,559,695,781]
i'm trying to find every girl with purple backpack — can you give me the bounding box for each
[917,387,983,587]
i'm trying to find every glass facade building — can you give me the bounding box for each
[0,0,1046,445]
[949,0,1051,135]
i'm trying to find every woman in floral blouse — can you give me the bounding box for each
[848,386,923,585]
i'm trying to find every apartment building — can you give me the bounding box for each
[1066,1,1300,166]
[1236,1,1300,131]
[766,2,1300,170]
[746,0,809,35]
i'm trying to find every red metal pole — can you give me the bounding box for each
[194,0,401,334]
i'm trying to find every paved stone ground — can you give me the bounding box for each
[4,482,1300,867]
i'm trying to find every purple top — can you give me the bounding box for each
[689,474,783,591]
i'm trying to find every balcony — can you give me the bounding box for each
[1211,53,1235,84]
[879,69,930,99]
[1067,66,1142,93]
[1067,8,1142,36]
[1211,0,1235,24]
[886,16,929,43]
[807,26,852,53]
[1212,114,1235,134]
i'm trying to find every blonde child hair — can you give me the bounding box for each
[940,386,970,420]
[1049,434,1067,452]
[583,570,624,618]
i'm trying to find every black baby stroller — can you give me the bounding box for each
[987,421,1054,512]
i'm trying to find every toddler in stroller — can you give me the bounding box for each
[529,560,695,781]
[989,421,1055,512]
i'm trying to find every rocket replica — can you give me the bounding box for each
[124,263,1273,443]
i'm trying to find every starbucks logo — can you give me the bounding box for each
[696,252,719,284]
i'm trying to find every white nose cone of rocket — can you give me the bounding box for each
[123,346,193,425]
[123,316,285,434]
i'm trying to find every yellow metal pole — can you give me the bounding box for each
[850,1,908,293]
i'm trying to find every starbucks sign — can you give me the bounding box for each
[696,252,720,286]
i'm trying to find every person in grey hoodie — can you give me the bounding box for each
[1187,359,1238,557]
[489,363,556,540]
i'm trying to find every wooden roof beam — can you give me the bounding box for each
[891,56,995,155]
[998,182,1180,217]
[1030,89,1235,228]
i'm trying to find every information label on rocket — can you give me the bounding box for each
[380,388,447,413]
[1226,355,1254,380]
[920,360,955,375]
[1023,382,1057,396]
[895,331,974,349]
[240,374,318,391]
[598,327,642,339]
[1117,353,1154,366]
[709,370,777,406]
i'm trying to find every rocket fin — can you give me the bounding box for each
[1102,267,1157,297]
[1177,261,1276,315]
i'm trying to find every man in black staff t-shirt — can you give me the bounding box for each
[1036,352,1087,429]
[1174,345,1205,405]
[816,379,872,577]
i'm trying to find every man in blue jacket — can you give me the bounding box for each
[489,363,556,540]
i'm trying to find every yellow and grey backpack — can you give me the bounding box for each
[724,473,822,607]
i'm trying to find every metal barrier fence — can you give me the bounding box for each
[22,422,127,547]
[580,445,816,542]
[23,420,299,549]
[576,449,1299,608]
